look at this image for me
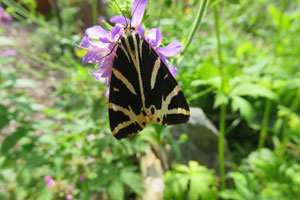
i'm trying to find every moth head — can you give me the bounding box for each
[124,25,136,34]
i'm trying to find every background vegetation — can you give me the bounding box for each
[0,0,300,199]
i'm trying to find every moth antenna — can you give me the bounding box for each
[130,0,142,27]
[113,0,128,26]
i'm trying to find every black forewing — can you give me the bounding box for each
[138,33,190,125]
[109,32,190,139]
[109,34,144,139]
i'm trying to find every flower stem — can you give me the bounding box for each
[182,0,210,55]
[214,4,227,190]
[258,99,272,149]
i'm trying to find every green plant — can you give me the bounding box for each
[220,147,300,200]
[164,161,218,200]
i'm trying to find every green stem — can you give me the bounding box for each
[18,48,70,74]
[280,88,300,154]
[182,0,210,54]
[258,99,272,149]
[219,104,227,189]
[92,0,98,25]
[214,4,226,190]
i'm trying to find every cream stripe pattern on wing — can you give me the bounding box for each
[112,68,137,95]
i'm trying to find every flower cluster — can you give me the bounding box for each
[0,6,12,28]
[76,0,181,98]
[44,176,78,200]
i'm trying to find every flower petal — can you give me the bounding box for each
[89,70,102,81]
[131,0,148,26]
[98,55,114,78]
[2,49,17,58]
[146,28,162,48]
[158,41,182,57]
[136,25,145,38]
[105,87,110,98]
[82,48,106,66]
[110,15,130,25]
[80,27,109,49]
[168,65,178,77]
[111,24,122,41]
[86,25,109,39]
[157,51,169,68]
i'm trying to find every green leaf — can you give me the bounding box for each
[121,170,144,195]
[229,172,253,199]
[0,104,10,131]
[243,59,269,76]
[198,62,220,79]
[108,181,124,200]
[214,91,229,108]
[1,127,29,154]
[219,189,243,200]
[268,4,291,30]
[231,83,278,100]
[231,96,253,121]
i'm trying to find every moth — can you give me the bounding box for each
[108,25,190,139]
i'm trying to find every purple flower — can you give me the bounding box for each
[76,0,182,97]
[79,175,84,182]
[110,0,148,36]
[2,49,17,58]
[145,28,181,77]
[66,194,73,200]
[70,183,75,189]
[0,7,12,27]
[44,175,55,187]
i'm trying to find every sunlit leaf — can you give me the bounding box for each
[108,181,124,200]
[231,96,253,121]
[214,91,230,108]
[231,83,278,100]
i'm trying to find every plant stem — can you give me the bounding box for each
[214,4,227,190]
[258,99,272,149]
[18,48,70,74]
[280,88,300,154]
[182,0,209,55]
[219,104,227,189]
[92,0,98,25]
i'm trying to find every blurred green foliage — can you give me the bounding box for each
[0,0,300,199]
